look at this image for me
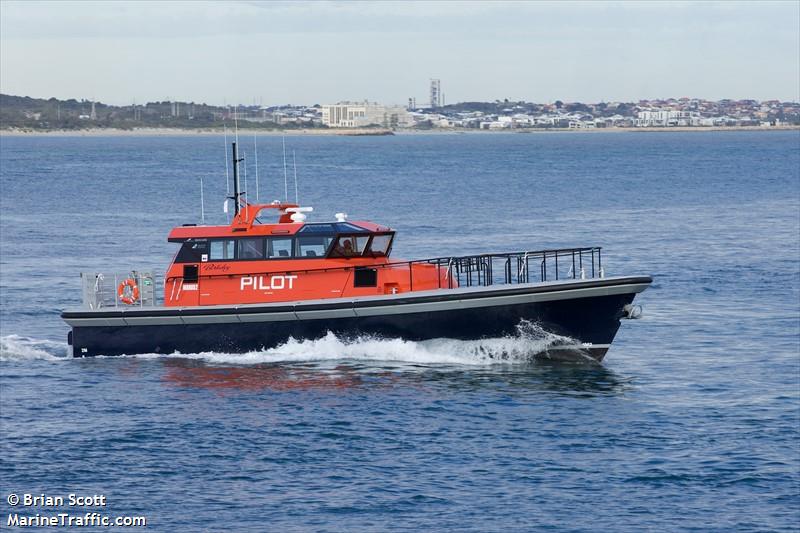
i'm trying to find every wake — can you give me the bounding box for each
[0,321,595,366]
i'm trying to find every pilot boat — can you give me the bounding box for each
[61,143,651,360]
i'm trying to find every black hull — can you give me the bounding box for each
[63,276,651,361]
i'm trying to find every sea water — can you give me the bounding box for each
[1,131,798,531]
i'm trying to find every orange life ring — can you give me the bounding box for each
[118,278,140,305]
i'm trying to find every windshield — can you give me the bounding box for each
[329,233,394,258]
[330,235,370,257]
[367,234,392,256]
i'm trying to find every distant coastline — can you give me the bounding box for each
[1,125,797,137]
[4,94,798,135]
[0,127,394,137]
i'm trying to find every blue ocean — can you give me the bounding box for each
[1,131,798,531]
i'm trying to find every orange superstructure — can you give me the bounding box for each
[163,201,451,307]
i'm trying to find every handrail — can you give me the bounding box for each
[81,270,161,309]
[163,246,604,288]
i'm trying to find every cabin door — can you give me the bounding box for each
[180,264,200,306]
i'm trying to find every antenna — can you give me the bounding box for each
[223,125,230,220]
[282,136,288,202]
[200,176,205,224]
[229,142,244,216]
[234,107,240,145]
[292,150,299,204]
[242,149,249,221]
[253,132,260,202]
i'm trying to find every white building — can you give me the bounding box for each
[321,102,412,128]
[635,109,701,127]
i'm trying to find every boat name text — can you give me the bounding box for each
[203,264,231,273]
[240,275,298,291]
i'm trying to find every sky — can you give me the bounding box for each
[1,0,798,106]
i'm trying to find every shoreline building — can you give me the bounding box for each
[635,109,701,127]
[430,79,442,108]
[321,101,412,128]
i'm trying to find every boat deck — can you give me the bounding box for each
[62,275,652,326]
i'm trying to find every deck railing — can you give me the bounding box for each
[80,270,164,309]
[419,247,603,289]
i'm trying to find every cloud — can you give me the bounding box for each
[4,1,795,40]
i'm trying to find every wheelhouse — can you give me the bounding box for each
[169,222,395,263]
[160,201,449,307]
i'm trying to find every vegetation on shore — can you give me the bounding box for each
[0,94,321,131]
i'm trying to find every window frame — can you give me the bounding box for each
[237,237,265,261]
[266,237,295,260]
[365,233,395,258]
[329,234,372,258]
[174,239,209,263]
[208,239,236,261]
[295,235,336,259]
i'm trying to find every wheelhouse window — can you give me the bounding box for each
[175,239,208,263]
[296,236,334,258]
[330,235,370,258]
[267,237,293,259]
[298,224,338,234]
[209,239,235,261]
[367,234,393,257]
[237,238,264,260]
[299,222,370,234]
